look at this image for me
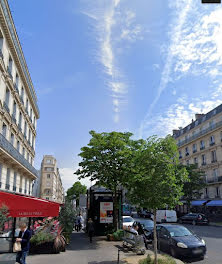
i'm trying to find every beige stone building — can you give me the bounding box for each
[0,0,39,195]
[40,155,64,203]
[173,105,222,202]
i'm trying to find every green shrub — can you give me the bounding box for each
[139,255,176,264]
[30,231,54,245]
[112,229,124,241]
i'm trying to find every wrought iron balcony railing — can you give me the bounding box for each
[206,176,222,184]
[14,83,19,94]
[3,101,10,113]
[0,133,38,177]
[210,142,215,146]
[200,146,205,150]
[178,120,222,147]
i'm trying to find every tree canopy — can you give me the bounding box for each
[66,181,87,203]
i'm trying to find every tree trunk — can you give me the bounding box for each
[113,190,118,231]
[153,209,158,264]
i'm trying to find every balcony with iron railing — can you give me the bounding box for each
[210,142,215,146]
[3,101,10,114]
[0,133,38,177]
[178,120,222,147]
[205,176,222,184]
[201,162,207,166]
[7,66,12,80]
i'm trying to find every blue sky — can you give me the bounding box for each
[8,0,222,190]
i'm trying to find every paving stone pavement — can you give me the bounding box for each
[28,231,125,264]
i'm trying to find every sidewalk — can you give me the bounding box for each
[27,231,183,264]
[28,231,124,264]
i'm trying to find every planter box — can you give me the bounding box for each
[29,241,56,254]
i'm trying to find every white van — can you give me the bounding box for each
[155,210,177,223]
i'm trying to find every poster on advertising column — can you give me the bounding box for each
[100,202,113,223]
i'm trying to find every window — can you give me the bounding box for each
[31,157,33,165]
[15,73,19,87]
[13,101,16,118]
[13,172,17,191]
[0,30,3,54]
[19,112,22,127]
[10,133,14,145]
[24,178,27,194]
[8,56,12,72]
[45,167,53,172]
[17,141,20,152]
[201,154,206,165]
[186,160,189,165]
[32,136,34,148]
[19,176,22,192]
[200,140,205,150]
[213,169,218,179]
[24,121,27,137]
[22,147,25,157]
[46,159,52,164]
[210,135,215,145]
[28,181,31,195]
[26,99,29,113]
[194,157,198,165]
[6,168,10,190]
[0,164,2,187]
[193,144,197,153]
[33,116,36,127]
[216,187,220,197]
[27,152,29,162]
[47,174,51,179]
[21,87,24,101]
[179,151,182,159]
[202,116,206,122]
[2,123,7,137]
[5,88,10,106]
[28,129,31,142]
[213,109,217,115]
[195,120,199,126]
[185,147,189,155]
[211,150,217,163]
[30,108,32,120]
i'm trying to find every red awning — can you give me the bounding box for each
[0,191,60,217]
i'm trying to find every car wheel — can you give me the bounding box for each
[178,219,183,224]
[170,247,177,258]
[192,220,196,225]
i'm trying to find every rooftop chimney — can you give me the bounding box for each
[172,129,180,136]
[195,114,204,120]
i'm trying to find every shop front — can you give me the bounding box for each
[0,191,61,253]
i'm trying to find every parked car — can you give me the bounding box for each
[134,219,154,232]
[122,216,134,228]
[123,210,131,216]
[131,209,138,217]
[178,213,209,225]
[138,210,153,219]
[156,224,206,259]
[156,210,177,223]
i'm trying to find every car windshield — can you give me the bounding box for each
[140,220,154,228]
[123,217,133,223]
[166,226,192,237]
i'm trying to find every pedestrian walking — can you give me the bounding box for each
[15,222,31,264]
[76,213,84,232]
[87,218,94,243]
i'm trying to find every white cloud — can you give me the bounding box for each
[139,0,192,138]
[60,167,93,192]
[82,1,144,123]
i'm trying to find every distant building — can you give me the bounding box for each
[40,155,64,203]
[32,170,41,197]
[173,104,222,215]
[0,0,39,195]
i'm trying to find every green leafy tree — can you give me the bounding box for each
[0,205,9,229]
[127,136,188,264]
[181,164,206,212]
[66,181,87,206]
[75,130,143,230]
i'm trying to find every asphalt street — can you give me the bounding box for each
[135,217,222,264]
[182,224,222,264]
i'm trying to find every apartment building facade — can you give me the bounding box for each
[173,105,222,207]
[0,0,39,195]
[40,155,64,203]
